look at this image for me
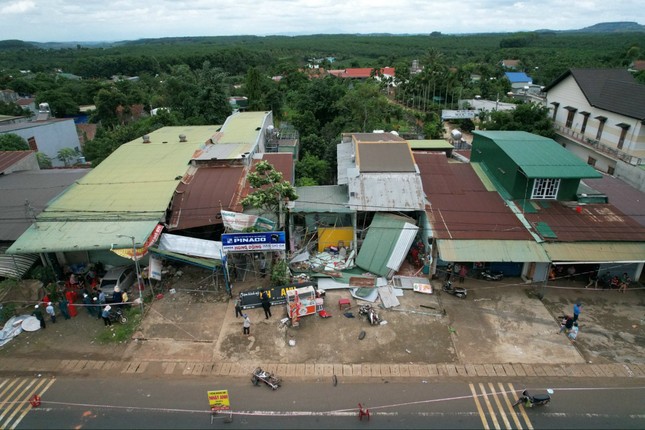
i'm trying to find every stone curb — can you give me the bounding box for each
[1,359,644,379]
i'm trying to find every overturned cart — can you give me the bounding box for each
[251,367,282,390]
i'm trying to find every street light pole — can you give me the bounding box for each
[117,234,144,314]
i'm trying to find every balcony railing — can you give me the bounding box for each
[555,125,643,166]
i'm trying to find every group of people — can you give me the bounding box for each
[234,289,273,336]
[558,302,583,342]
[444,263,469,284]
[587,271,632,292]
[31,301,69,329]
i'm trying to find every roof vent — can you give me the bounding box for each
[179,134,187,142]
[142,135,151,143]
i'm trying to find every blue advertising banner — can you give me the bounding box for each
[222,231,286,252]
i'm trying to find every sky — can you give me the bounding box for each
[0,0,643,43]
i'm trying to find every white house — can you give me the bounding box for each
[545,68,645,191]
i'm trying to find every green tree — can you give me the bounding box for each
[0,101,26,116]
[240,161,298,225]
[57,147,78,166]
[481,102,555,138]
[37,152,52,169]
[295,153,331,186]
[36,89,79,117]
[0,134,29,151]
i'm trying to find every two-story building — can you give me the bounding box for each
[544,68,645,191]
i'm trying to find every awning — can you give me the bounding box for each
[148,246,222,270]
[437,239,551,263]
[0,247,38,279]
[542,242,645,263]
[6,220,160,254]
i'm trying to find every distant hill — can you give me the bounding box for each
[573,21,645,33]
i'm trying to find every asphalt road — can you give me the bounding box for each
[9,375,645,429]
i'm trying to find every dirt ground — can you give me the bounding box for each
[1,263,643,368]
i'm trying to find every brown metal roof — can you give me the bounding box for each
[415,153,532,240]
[582,175,645,228]
[357,142,416,173]
[167,166,245,231]
[0,151,34,174]
[522,201,645,242]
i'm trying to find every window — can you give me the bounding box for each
[550,102,560,121]
[531,178,560,199]
[580,112,590,134]
[607,166,615,175]
[595,116,607,140]
[564,107,576,128]
[27,137,37,151]
[587,157,596,166]
[616,123,630,149]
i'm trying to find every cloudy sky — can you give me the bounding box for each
[1,0,643,42]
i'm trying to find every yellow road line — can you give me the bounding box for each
[487,382,511,429]
[479,383,501,430]
[10,378,56,430]
[508,383,533,430]
[498,382,523,430]
[469,383,490,430]
[0,379,30,416]
[0,379,48,429]
[0,380,21,406]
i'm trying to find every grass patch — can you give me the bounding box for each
[95,307,143,344]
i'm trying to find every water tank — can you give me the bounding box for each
[451,129,462,141]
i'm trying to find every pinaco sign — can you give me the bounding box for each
[222,231,286,252]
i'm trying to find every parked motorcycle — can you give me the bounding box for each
[358,304,381,325]
[442,281,467,299]
[512,389,553,408]
[478,269,504,281]
[108,307,128,324]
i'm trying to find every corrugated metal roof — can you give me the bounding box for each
[437,239,551,263]
[356,213,417,277]
[168,166,245,230]
[192,143,253,161]
[581,175,645,227]
[0,151,34,174]
[0,246,38,279]
[336,142,354,185]
[347,173,425,211]
[0,169,90,241]
[217,111,271,144]
[352,132,405,143]
[409,140,453,150]
[542,242,645,262]
[473,131,602,179]
[416,153,532,240]
[292,185,353,213]
[7,220,159,254]
[523,201,645,242]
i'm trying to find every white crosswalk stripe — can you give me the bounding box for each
[0,377,56,430]
[469,382,534,430]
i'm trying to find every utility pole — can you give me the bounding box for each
[117,235,144,314]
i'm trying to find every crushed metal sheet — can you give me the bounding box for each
[350,287,379,302]
[392,276,432,289]
[378,286,400,309]
[349,276,376,288]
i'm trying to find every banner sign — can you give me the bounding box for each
[441,110,476,120]
[111,223,165,260]
[221,210,276,232]
[207,389,230,411]
[239,282,316,310]
[222,231,285,252]
[149,254,162,281]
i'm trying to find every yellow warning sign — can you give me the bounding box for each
[207,390,230,411]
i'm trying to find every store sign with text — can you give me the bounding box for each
[222,231,286,252]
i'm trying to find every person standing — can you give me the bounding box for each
[234,296,243,318]
[45,302,57,323]
[32,305,46,329]
[59,297,71,320]
[112,286,124,306]
[82,293,93,316]
[243,314,251,335]
[573,302,582,322]
[101,305,112,326]
[260,290,272,319]
[65,290,78,318]
[444,263,454,282]
[259,255,267,278]
[98,289,106,306]
[568,322,579,342]
[458,265,468,284]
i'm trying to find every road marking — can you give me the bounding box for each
[508,383,533,430]
[1,378,47,428]
[498,382,523,430]
[469,383,490,429]
[479,383,501,429]
[488,382,511,429]
[0,377,56,430]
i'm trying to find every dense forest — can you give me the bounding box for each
[1,31,644,185]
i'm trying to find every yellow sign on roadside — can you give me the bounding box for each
[208,389,230,411]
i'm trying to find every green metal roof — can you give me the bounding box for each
[292,185,353,213]
[7,220,159,254]
[473,131,602,179]
[356,213,415,276]
[436,239,551,263]
[408,139,453,150]
[542,242,645,262]
[218,111,270,144]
